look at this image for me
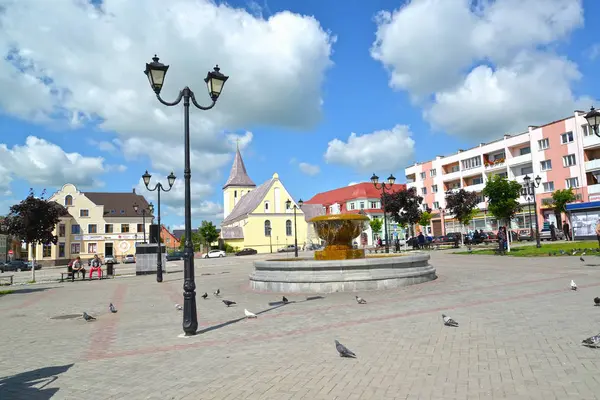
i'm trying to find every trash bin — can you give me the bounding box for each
[106,261,115,277]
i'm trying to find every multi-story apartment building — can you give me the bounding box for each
[405,110,596,235]
[28,183,154,265]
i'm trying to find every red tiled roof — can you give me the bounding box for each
[305,182,406,206]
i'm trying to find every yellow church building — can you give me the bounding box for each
[220,148,322,253]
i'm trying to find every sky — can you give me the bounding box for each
[0,0,598,230]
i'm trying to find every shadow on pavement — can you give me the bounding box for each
[0,363,74,399]
[7,286,62,295]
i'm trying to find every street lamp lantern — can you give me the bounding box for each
[371,173,395,253]
[585,106,600,137]
[204,65,229,101]
[522,174,542,248]
[142,170,152,187]
[148,202,154,214]
[534,175,542,187]
[133,202,139,213]
[387,174,396,185]
[144,55,169,95]
[298,199,304,207]
[167,172,177,187]
[523,175,531,184]
[370,173,379,185]
[285,199,291,209]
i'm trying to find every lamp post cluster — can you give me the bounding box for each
[370,173,396,253]
[133,202,154,244]
[522,174,542,248]
[144,55,228,336]
[285,199,304,257]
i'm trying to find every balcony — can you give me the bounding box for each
[509,153,532,166]
[442,170,461,182]
[463,183,485,192]
[585,159,600,172]
[589,184,600,194]
[583,135,600,149]
[484,160,506,171]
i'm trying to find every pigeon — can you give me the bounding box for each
[222,300,236,307]
[560,250,566,255]
[83,312,96,321]
[282,296,289,304]
[355,296,367,304]
[571,280,577,291]
[467,246,472,254]
[582,252,587,256]
[214,289,220,297]
[594,297,600,306]
[109,303,117,313]
[581,256,585,262]
[442,314,458,327]
[582,334,600,348]
[244,309,257,318]
[335,340,357,358]
[175,304,183,311]
[201,292,208,299]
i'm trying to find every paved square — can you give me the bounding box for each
[2,251,600,399]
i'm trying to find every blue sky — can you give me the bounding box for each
[0,0,598,229]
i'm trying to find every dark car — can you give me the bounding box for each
[1,260,40,272]
[235,248,258,256]
[166,251,184,261]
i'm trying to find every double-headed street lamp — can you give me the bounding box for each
[585,106,600,137]
[142,170,176,283]
[144,55,228,336]
[523,175,542,248]
[285,199,304,258]
[370,173,396,253]
[133,202,153,243]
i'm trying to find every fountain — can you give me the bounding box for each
[249,208,436,293]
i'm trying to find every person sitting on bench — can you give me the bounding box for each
[69,256,85,281]
[89,254,102,279]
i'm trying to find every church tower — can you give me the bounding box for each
[223,145,256,220]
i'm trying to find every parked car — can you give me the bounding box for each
[306,243,323,251]
[104,256,119,264]
[122,254,136,264]
[539,229,565,241]
[166,251,184,261]
[1,260,38,272]
[203,250,226,258]
[517,229,533,241]
[278,245,297,253]
[235,248,258,256]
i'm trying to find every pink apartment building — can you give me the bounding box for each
[405,110,598,236]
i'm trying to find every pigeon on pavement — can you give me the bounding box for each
[244,309,257,318]
[581,256,585,262]
[83,312,96,321]
[571,280,578,291]
[201,292,208,299]
[335,340,357,358]
[223,300,236,307]
[214,289,220,297]
[355,296,367,304]
[109,303,117,313]
[442,314,459,327]
[582,334,600,348]
[175,304,183,311]
[282,296,289,304]
[594,297,600,306]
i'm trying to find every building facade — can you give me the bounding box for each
[160,225,180,250]
[220,148,309,253]
[28,184,154,265]
[405,110,595,235]
[304,182,407,246]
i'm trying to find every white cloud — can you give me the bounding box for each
[324,125,415,173]
[371,0,589,138]
[298,162,320,176]
[0,136,106,189]
[88,139,118,153]
[348,182,358,186]
[589,43,600,60]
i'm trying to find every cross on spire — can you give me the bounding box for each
[236,137,240,150]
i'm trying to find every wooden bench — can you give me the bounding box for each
[60,269,106,282]
[0,275,14,285]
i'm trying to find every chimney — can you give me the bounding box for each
[503,134,511,139]
[132,188,136,194]
[528,125,538,131]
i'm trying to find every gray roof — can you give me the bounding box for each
[221,226,244,239]
[222,178,275,225]
[172,229,197,240]
[84,189,152,218]
[223,148,256,189]
[300,204,325,222]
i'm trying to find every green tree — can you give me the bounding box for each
[382,187,423,238]
[482,176,522,249]
[445,189,479,244]
[0,189,68,282]
[198,221,219,250]
[369,217,383,240]
[418,210,433,227]
[551,188,577,225]
[179,231,203,251]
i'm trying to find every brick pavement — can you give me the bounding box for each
[2,252,600,399]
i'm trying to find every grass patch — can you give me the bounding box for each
[0,289,14,296]
[455,241,599,257]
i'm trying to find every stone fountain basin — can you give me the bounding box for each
[249,252,436,293]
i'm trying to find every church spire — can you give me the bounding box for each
[223,147,256,189]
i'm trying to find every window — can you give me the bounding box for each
[422,204,429,211]
[430,169,437,177]
[433,201,440,209]
[88,243,97,254]
[461,156,481,170]
[58,224,65,237]
[475,194,484,203]
[538,138,549,150]
[566,177,579,189]
[432,185,438,193]
[563,154,576,167]
[105,224,113,233]
[543,182,554,192]
[519,146,531,155]
[520,166,533,175]
[450,165,460,173]
[264,201,270,212]
[88,224,97,234]
[80,209,89,217]
[71,224,80,234]
[560,131,574,144]
[350,203,355,210]
[264,220,271,236]
[42,244,52,258]
[360,202,365,209]
[583,125,592,137]
[58,243,65,258]
[472,177,483,185]
[419,172,426,180]
[64,195,73,206]
[121,224,130,233]
[137,224,144,233]
[286,220,292,236]
[540,160,552,171]
[421,187,427,195]
[234,190,237,198]
[370,201,377,208]
[71,243,80,254]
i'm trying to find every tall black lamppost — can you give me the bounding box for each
[370,173,396,253]
[267,227,273,253]
[142,170,176,283]
[132,202,151,243]
[144,55,228,335]
[585,106,600,137]
[285,199,304,258]
[523,175,542,248]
